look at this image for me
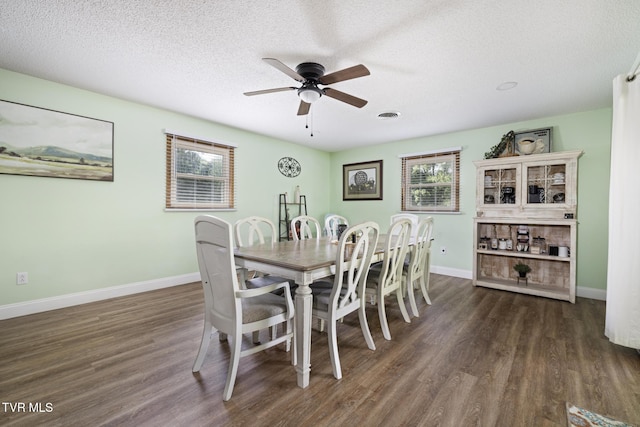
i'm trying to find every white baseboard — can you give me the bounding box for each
[576,286,607,301]
[431,265,473,279]
[0,273,200,320]
[0,268,607,320]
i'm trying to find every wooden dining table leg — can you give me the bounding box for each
[294,283,313,388]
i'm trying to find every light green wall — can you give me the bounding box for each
[329,108,612,290]
[0,67,612,308]
[0,69,330,305]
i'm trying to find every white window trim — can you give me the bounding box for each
[401,148,461,213]
[163,129,238,148]
[165,132,236,210]
[398,146,462,159]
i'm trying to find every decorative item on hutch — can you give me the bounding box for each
[513,128,552,155]
[294,185,301,203]
[483,130,516,159]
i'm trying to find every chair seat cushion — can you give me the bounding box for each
[369,261,383,271]
[311,286,350,310]
[242,293,289,323]
[365,268,381,290]
[246,275,296,295]
[311,277,335,289]
[312,270,354,289]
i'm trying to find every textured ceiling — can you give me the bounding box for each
[1,0,639,152]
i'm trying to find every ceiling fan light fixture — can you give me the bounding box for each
[298,86,323,103]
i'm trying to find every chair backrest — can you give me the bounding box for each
[408,217,434,277]
[390,213,419,239]
[194,215,240,332]
[290,215,322,241]
[330,221,380,310]
[324,214,349,240]
[234,216,277,247]
[377,218,413,292]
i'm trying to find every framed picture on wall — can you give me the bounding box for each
[343,160,383,201]
[514,127,552,155]
[0,99,114,181]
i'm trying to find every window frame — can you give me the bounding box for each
[165,132,235,210]
[400,149,460,213]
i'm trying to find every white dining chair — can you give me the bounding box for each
[390,213,419,240]
[234,216,278,248]
[192,215,295,401]
[234,216,289,287]
[404,217,434,316]
[234,215,294,342]
[365,217,412,340]
[311,221,379,379]
[324,214,349,240]
[290,215,322,241]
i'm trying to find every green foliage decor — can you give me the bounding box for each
[484,130,515,159]
[513,262,531,274]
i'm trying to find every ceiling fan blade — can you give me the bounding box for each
[297,101,311,116]
[244,87,296,96]
[263,58,305,82]
[323,88,367,108]
[318,64,370,85]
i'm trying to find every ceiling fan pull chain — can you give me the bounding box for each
[305,109,314,137]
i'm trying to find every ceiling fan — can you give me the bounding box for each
[244,58,370,115]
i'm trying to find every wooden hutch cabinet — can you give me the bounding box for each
[472,150,583,303]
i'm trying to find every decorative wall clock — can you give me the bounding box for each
[278,157,301,177]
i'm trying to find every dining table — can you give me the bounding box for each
[234,234,401,389]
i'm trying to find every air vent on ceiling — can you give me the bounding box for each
[377,111,400,119]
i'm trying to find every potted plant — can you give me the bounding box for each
[513,262,531,278]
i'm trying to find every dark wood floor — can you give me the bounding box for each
[1,274,638,427]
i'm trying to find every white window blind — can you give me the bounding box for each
[401,149,460,212]
[165,133,235,210]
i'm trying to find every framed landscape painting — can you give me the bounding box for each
[0,99,114,181]
[343,160,383,200]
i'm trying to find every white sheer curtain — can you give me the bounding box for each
[605,64,640,349]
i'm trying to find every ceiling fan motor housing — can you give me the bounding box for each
[295,62,325,81]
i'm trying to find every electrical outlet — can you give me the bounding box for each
[17,272,28,285]
[440,246,446,254]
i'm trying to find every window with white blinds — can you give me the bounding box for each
[165,133,235,210]
[401,149,460,212]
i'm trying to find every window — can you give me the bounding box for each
[401,148,460,212]
[165,132,235,209]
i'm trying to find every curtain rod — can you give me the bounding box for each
[627,50,640,82]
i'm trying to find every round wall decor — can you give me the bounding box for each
[277,157,301,177]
